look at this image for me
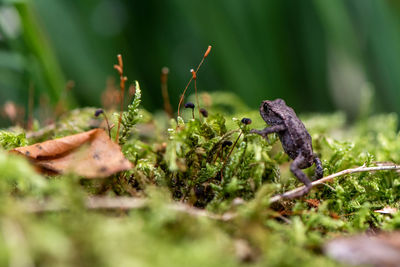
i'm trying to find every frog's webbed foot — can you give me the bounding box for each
[313,155,323,179]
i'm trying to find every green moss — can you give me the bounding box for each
[119,81,142,145]
[0,131,27,150]
[0,150,46,196]
[1,91,400,266]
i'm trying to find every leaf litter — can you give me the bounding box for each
[11,129,132,178]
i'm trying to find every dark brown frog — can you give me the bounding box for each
[251,99,323,197]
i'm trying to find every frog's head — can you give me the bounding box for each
[260,99,286,125]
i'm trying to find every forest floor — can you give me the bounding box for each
[1,87,400,267]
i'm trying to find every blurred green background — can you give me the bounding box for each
[1,0,400,127]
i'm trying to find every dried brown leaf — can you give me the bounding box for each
[12,129,132,178]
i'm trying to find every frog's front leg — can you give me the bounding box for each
[250,124,286,139]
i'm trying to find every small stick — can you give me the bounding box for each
[22,196,236,221]
[114,54,128,143]
[160,67,173,118]
[19,165,400,221]
[269,164,400,203]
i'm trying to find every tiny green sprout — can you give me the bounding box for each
[184,102,195,119]
[118,81,142,145]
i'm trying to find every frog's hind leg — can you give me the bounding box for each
[288,154,312,198]
[313,154,323,179]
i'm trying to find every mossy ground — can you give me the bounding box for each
[0,91,399,266]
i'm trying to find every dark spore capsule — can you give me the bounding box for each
[222,140,233,147]
[241,118,252,125]
[94,109,104,117]
[184,102,195,109]
[199,108,208,117]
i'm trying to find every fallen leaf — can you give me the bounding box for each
[324,232,400,267]
[12,129,132,178]
[374,206,398,214]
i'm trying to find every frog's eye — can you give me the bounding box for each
[263,103,269,113]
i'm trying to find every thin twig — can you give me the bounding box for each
[22,196,236,221]
[86,196,146,209]
[22,166,400,220]
[269,164,400,203]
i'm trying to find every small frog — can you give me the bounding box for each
[251,99,323,197]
